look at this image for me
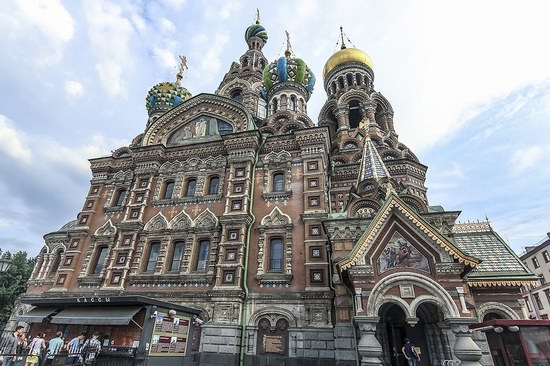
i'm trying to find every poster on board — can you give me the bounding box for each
[149,312,191,356]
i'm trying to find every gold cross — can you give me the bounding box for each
[192,206,201,216]
[175,55,188,85]
[168,206,178,218]
[255,8,260,24]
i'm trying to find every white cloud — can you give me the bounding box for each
[153,47,178,70]
[190,33,229,84]
[159,18,176,33]
[161,0,186,10]
[509,146,544,175]
[83,0,135,98]
[204,0,243,19]
[64,80,85,97]
[0,115,32,164]
[0,0,74,65]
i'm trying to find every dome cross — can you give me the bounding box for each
[175,55,188,86]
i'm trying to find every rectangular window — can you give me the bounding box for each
[533,257,540,269]
[310,247,322,259]
[544,251,550,263]
[233,183,244,193]
[223,271,235,284]
[308,196,320,207]
[540,274,547,285]
[526,299,533,312]
[196,240,210,272]
[130,209,140,219]
[116,253,127,265]
[546,290,550,304]
[93,247,108,275]
[310,269,323,283]
[235,168,245,177]
[186,179,197,197]
[534,294,544,310]
[170,241,185,272]
[146,243,160,272]
[232,200,242,211]
[269,238,283,271]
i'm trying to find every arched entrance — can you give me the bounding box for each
[377,302,453,365]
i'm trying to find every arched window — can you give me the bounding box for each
[346,73,353,86]
[331,81,336,93]
[196,240,210,272]
[272,172,284,192]
[185,178,197,197]
[348,100,361,129]
[272,99,278,113]
[269,238,284,271]
[338,77,344,89]
[170,241,185,272]
[92,246,108,275]
[115,189,126,206]
[230,89,243,103]
[145,242,160,272]
[289,96,296,111]
[162,181,175,199]
[49,250,63,277]
[258,98,267,119]
[356,73,362,85]
[208,176,219,195]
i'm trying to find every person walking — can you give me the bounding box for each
[80,332,101,365]
[0,326,24,366]
[25,334,45,366]
[44,332,64,366]
[402,338,420,366]
[64,333,85,366]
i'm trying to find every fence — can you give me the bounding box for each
[0,347,137,366]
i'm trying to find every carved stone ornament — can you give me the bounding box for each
[94,219,117,236]
[144,213,169,231]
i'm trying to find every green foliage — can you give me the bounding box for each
[0,252,35,325]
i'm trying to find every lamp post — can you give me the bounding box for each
[0,249,13,272]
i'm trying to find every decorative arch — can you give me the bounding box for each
[144,213,169,232]
[367,272,460,319]
[170,210,192,231]
[112,146,132,158]
[95,220,117,237]
[112,170,133,183]
[476,302,520,322]
[194,208,218,230]
[249,306,297,327]
[376,296,411,318]
[370,91,394,114]
[260,207,292,226]
[337,89,370,106]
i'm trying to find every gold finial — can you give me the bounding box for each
[285,30,293,57]
[175,55,188,85]
[340,26,346,49]
[255,8,260,24]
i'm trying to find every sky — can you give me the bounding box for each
[0,0,549,257]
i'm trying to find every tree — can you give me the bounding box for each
[0,251,35,326]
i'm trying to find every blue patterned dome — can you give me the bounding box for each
[245,23,268,43]
[263,55,316,98]
[146,81,192,116]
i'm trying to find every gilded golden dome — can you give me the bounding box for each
[322,47,373,80]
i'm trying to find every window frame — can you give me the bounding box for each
[533,257,540,269]
[145,242,161,273]
[272,172,285,192]
[207,176,220,195]
[169,241,185,272]
[185,178,197,197]
[268,237,284,272]
[162,180,175,200]
[196,239,210,272]
[114,189,127,206]
[92,246,109,275]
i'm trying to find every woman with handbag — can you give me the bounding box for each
[24,334,45,366]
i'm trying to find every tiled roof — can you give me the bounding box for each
[452,222,533,278]
[358,137,389,182]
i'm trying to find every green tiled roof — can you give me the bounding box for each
[452,222,534,279]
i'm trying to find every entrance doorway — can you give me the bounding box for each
[377,303,452,365]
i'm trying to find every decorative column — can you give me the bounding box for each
[355,288,364,313]
[446,318,482,366]
[336,106,349,131]
[518,298,529,319]
[354,316,383,366]
[456,286,470,313]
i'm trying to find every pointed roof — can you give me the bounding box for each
[338,191,480,271]
[357,133,391,183]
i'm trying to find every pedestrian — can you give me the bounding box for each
[25,334,45,366]
[402,337,420,366]
[44,332,64,366]
[0,326,24,366]
[80,332,101,365]
[64,333,86,366]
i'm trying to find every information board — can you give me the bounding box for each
[149,312,190,356]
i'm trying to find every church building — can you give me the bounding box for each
[16,16,539,366]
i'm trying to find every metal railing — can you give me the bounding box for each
[442,360,461,366]
[0,348,137,366]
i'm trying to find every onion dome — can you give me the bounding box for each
[262,32,315,98]
[145,82,191,115]
[323,46,373,80]
[244,23,268,44]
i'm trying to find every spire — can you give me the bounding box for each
[284,31,293,57]
[175,55,188,86]
[255,8,260,24]
[357,133,391,184]
[340,26,346,50]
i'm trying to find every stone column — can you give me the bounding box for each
[354,316,383,366]
[446,318,483,366]
[336,106,349,131]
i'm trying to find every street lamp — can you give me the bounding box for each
[0,249,12,272]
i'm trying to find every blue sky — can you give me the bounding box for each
[0,0,549,257]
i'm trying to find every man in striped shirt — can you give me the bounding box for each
[65,333,86,365]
